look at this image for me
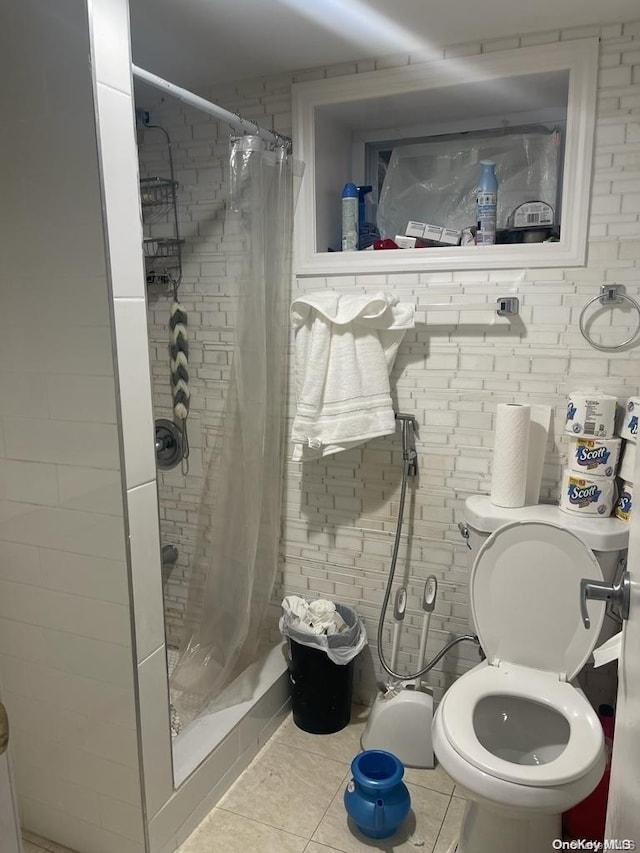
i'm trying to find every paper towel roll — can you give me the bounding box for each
[565,392,617,438]
[525,405,552,506]
[614,481,633,521]
[619,398,640,443]
[567,437,621,479]
[620,440,636,484]
[559,469,616,517]
[490,404,531,508]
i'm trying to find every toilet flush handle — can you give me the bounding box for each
[580,571,630,629]
[457,522,472,549]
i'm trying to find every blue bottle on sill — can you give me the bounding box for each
[476,160,498,245]
[341,182,358,252]
[343,750,410,839]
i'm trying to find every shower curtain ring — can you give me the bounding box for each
[232,111,248,136]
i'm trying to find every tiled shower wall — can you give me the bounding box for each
[137,116,239,648]
[0,2,146,850]
[139,21,640,701]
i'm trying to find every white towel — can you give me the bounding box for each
[291,291,414,460]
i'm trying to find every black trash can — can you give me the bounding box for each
[281,600,366,734]
[288,638,355,734]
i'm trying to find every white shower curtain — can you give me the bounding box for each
[170,136,303,724]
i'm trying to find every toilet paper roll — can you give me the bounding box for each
[620,440,636,484]
[565,392,617,438]
[619,398,640,443]
[567,437,621,479]
[559,469,616,517]
[490,404,531,508]
[614,482,633,521]
[592,631,622,668]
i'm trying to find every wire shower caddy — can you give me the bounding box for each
[139,130,183,293]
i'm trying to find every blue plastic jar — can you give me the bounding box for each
[343,750,411,839]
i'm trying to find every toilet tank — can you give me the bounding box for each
[463,495,629,582]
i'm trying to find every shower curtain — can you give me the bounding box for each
[170,136,303,724]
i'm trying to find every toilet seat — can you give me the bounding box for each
[439,520,607,788]
[470,521,605,681]
[440,662,604,787]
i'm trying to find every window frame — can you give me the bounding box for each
[292,38,599,276]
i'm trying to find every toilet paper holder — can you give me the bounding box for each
[579,284,640,352]
[580,571,630,629]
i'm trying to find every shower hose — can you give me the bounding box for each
[376,418,479,682]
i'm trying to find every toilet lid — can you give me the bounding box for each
[471,521,605,680]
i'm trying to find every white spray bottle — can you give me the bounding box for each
[476,160,498,245]
[341,182,358,251]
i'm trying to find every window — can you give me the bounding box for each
[292,39,598,275]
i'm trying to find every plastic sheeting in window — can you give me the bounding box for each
[377,127,561,239]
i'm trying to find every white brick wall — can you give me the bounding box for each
[139,20,640,704]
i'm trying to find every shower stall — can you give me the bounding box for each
[135,77,302,780]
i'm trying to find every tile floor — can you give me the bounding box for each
[22,705,465,853]
[22,831,75,853]
[178,705,465,853]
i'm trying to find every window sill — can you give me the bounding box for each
[295,240,583,277]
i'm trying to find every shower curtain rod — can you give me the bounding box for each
[131,65,292,150]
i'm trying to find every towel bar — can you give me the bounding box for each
[415,296,519,322]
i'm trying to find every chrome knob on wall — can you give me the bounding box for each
[580,571,630,629]
[161,544,179,565]
[154,419,184,470]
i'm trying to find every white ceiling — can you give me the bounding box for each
[129,0,639,92]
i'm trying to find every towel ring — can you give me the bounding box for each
[578,284,640,352]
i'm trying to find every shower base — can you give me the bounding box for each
[169,642,290,787]
[167,647,184,738]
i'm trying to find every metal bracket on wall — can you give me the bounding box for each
[599,283,624,304]
[415,295,520,323]
[496,296,519,316]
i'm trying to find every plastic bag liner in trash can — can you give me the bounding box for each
[280,602,367,734]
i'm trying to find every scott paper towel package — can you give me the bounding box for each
[567,437,621,479]
[565,392,617,438]
[615,482,633,521]
[559,470,616,517]
[620,441,636,484]
[490,404,531,508]
[619,398,640,443]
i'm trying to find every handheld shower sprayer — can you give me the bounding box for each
[375,412,479,683]
[395,412,418,478]
[363,414,478,767]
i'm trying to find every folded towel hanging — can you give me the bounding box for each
[291,291,415,460]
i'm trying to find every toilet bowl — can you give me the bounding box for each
[433,517,617,853]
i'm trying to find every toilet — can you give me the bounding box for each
[432,497,628,853]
